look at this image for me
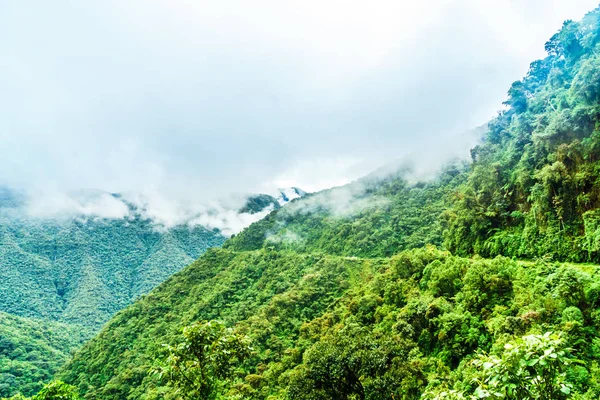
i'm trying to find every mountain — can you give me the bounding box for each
[225,169,463,258]
[239,194,281,214]
[239,189,307,214]
[0,188,294,398]
[57,248,600,400]
[276,187,307,205]
[0,204,225,328]
[0,312,88,398]
[443,16,600,263]
[0,202,225,398]
[45,7,600,399]
[11,6,600,399]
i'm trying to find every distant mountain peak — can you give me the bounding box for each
[276,187,306,205]
[239,194,281,214]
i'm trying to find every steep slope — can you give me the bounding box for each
[59,248,375,399]
[58,247,600,399]
[0,189,294,397]
[40,6,600,400]
[445,10,600,262]
[226,167,465,258]
[0,212,225,328]
[0,213,224,398]
[0,312,88,398]
[0,188,303,329]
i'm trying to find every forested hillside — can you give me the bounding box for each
[444,11,600,262]
[0,202,225,397]
[0,313,88,398]
[0,211,224,328]
[59,248,374,398]
[9,6,600,400]
[226,166,465,258]
[0,188,302,398]
[58,248,600,399]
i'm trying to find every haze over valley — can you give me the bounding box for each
[2,1,600,399]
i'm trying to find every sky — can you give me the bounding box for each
[1,0,599,214]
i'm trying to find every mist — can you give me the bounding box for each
[1,0,598,222]
[10,187,277,236]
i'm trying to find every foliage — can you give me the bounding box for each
[0,313,88,398]
[156,320,251,399]
[0,209,225,328]
[286,323,423,400]
[444,8,600,263]
[470,332,577,399]
[10,5,600,400]
[425,332,579,400]
[226,166,465,258]
[56,248,600,399]
[58,249,370,399]
[0,202,225,396]
[2,381,80,400]
[31,381,80,400]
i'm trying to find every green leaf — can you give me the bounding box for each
[526,358,539,366]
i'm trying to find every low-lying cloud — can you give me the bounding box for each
[189,205,274,236]
[20,188,276,236]
[26,190,131,220]
[1,0,597,202]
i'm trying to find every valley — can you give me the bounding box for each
[3,3,600,400]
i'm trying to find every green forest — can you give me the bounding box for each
[0,202,226,397]
[0,213,225,327]
[0,312,88,397]
[5,5,600,400]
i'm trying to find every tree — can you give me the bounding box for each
[287,323,423,400]
[0,381,80,400]
[469,332,577,399]
[156,320,251,400]
[31,381,80,400]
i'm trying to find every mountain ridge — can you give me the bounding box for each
[51,7,600,399]
[7,5,600,400]
[0,187,304,397]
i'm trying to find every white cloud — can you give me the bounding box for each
[21,188,276,236]
[26,190,131,220]
[267,156,372,193]
[189,205,275,236]
[0,0,597,198]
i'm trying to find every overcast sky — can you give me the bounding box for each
[1,0,599,201]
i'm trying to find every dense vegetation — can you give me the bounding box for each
[57,247,600,399]
[3,380,82,400]
[8,6,600,399]
[0,196,226,397]
[0,185,305,398]
[58,248,372,398]
[0,313,88,398]
[0,208,225,328]
[444,11,600,262]
[226,167,464,258]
